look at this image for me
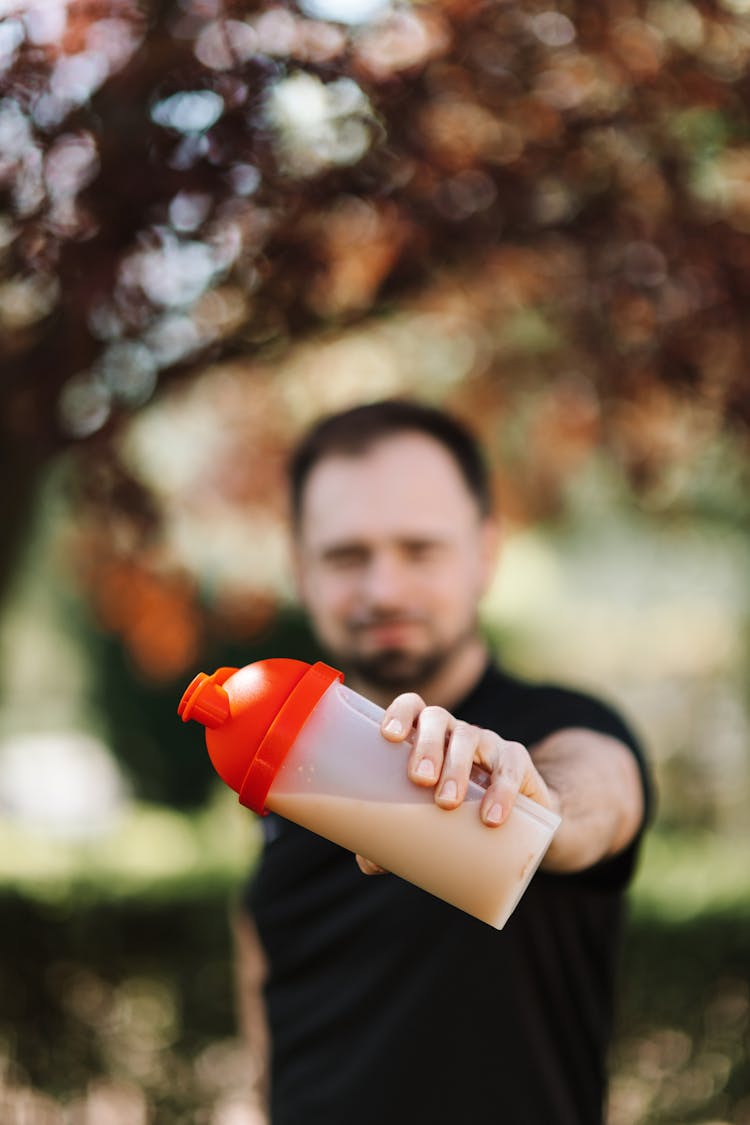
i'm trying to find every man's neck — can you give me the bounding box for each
[348,636,490,713]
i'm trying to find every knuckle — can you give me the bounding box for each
[417,708,450,742]
[479,729,503,762]
[447,722,479,761]
[391,692,423,711]
[491,737,528,770]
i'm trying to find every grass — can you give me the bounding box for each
[629,827,750,922]
[0,786,260,903]
[0,806,748,1124]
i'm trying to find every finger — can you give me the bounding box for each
[435,721,481,808]
[356,854,388,876]
[479,737,548,827]
[381,693,425,742]
[407,705,453,787]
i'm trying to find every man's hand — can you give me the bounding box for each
[355,692,557,876]
[382,692,556,822]
[355,695,647,878]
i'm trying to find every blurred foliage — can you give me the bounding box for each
[609,911,750,1124]
[0,786,258,892]
[2,0,750,662]
[2,7,749,1121]
[3,0,750,446]
[0,884,248,1124]
[81,603,322,805]
[0,827,748,1123]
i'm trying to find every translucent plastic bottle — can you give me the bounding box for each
[179,659,561,929]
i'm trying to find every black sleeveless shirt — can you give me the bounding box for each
[245,664,651,1125]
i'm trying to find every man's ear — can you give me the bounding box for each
[478,516,502,593]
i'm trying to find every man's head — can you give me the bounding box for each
[289,400,499,695]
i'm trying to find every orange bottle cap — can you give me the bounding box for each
[178,659,343,814]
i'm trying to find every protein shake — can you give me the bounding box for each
[179,658,561,929]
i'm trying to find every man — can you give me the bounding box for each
[235,399,651,1125]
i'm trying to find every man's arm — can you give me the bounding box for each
[365,695,645,875]
[528,727,645,872]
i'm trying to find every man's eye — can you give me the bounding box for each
[407,543,438,561]
[327,550,367,568]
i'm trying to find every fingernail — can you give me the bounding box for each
[384,719,403,736]
[440,779,458,803]
[485,803,503,825]
[415,759,435,779]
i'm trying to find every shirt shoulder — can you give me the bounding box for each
[462,663,637,742]
[460,663,654,889]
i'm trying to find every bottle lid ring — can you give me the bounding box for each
[238,661,343,814]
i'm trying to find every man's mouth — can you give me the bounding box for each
[351,619,425,646]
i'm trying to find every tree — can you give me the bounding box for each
[2,0,749,652]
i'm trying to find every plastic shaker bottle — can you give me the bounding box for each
[178,659,561,929]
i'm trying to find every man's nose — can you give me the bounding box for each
[361,552,408,605]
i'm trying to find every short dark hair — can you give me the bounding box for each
[289,399,492,524]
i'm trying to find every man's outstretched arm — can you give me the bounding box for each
[358,695,645,876]
[525,727,645,872]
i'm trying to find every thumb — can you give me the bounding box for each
[356,854,388,876]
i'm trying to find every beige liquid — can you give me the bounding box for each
[269,789,553,929]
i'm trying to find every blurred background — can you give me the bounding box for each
[1,0,749,1122]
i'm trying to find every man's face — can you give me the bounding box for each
[293,432,498,692]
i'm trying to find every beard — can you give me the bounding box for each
[342,646,451,692]
[329,615,479,694]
